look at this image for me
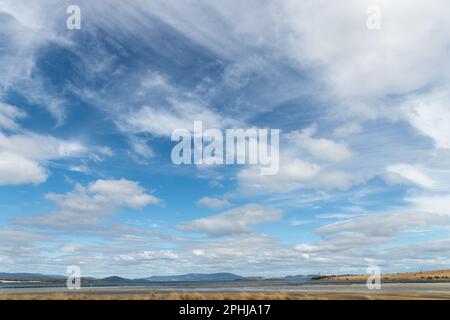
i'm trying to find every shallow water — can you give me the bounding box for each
[1,282,450,295]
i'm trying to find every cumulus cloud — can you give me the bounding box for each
[15,179,162,229]
[0,131,87,185]
[235,124,363,194]
[0,132,86,161]
[238,158,321,193]
[291,213,450,274]
[197,196,231,210]
[402,90,450,149]
[0,152,47,185]
[316,212,450,240]
[177,204,282,236]
[0,227,53,269]
[280,0,450,102]
[287,125,352,162]
[88,179,161,208]
[295,201,450,259]
[238,155,362,193]
[0,100,113,185]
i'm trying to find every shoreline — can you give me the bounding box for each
[2,291,450,300]
[1,282,450,300]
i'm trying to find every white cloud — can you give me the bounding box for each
[238,157,321,193]
[137,250,179,261]
[197,196,231,210]
[290,218,310,226]
[0,131,88,185]
[407,194,450,215]
[192,249,205,256]
[98,146,114,157]
[281,0,450,101]
[0,103,26,130]
[68,164,91,174]
[1,0,450,276]
[333,122,362,137]
[177,204,282,236]
[128,137,154,162]
[237,154,362,193]
[0,132,86,161]
[402,90,450,149]
[0,228,49,243]
[119,99,237,137]
[60,243,85,253]
[287,125,352,162]
[295,211,450,257]
[0,227,51,269]
[129,0,450,106]
[0,151,47,185]
[316,211,450,239]
[15,179,162,229]
[139,72,175,93]
[88,179,161,208]
[288,189,450,271]
[316,213,361,220]
[0,1,70,122]
[385,163,435,189]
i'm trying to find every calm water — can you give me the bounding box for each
[0,280,311,289]
[2,281,450,294]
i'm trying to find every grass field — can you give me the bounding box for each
[315,268,450,282]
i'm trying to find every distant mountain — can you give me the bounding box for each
[241,274,317,281]
[0,273,64,280]
[146,272,244,282]
[92,276,150,285]
[283,274,316,281]
[1,272,317,284]
[100,276,130,282]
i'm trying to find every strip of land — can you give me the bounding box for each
[2,291,450,300]
[2,282,450,300]
[2,269,450,300]
[315,268,450,282]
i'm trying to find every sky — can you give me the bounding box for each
[0,0,450,278]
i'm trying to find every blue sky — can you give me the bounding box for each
[0,0,450,278]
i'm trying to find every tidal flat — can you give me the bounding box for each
[2,282,450,300]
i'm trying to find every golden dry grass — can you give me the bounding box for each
[2,291,450,300]
[319,268,450,282]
